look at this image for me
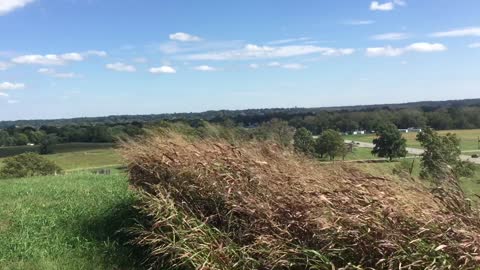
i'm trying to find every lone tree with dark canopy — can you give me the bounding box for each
[293,127,315,155]
[416,127,474,181]
[315,129,345,160]
[372,123,407,161]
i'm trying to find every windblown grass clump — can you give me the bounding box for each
[122,133,480,269]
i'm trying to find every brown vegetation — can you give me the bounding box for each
[121,133,480,269]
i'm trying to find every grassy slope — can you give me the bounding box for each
[345,129,480,151]
[44,148,122,171]
[0,148,122,171]
[0,172,143,270]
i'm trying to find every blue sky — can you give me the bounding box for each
[0,0,479,120]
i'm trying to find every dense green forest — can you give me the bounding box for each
[1,98,480,147]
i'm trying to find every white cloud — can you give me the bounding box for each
[194,65,216,72]
[0,92,8,97]
[185,44,355,61]
[149,66,176,74]
[267,62,281,67]
[366,46,404,57]
[106,62,136,72]
[468,43,480,48]
[0,0,34,16]
[393,0,406,6]
[37,68,80,78]
[7,99,19,104]
[169,32,202,42]
[370,1,394,11]
[11,50,105,65]
[366,42,447,57]
[281,63,306,70]
[406,42,447,52]
[431,27,480,37]
[84,50,108,57]
[371,32,410,40]
[0,82,25,90]
[0,62,11,70]
[267,37,311,45]
[343,20,375,25]
[249,63,259,69]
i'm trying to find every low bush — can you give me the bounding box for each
[0,152,63,179]
[122,133,480,269]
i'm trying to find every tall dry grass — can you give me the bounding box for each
[122,132,480,269]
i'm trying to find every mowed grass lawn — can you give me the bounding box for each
[0,173,144,270]
[345,129,480,151]
[0,147,122,171]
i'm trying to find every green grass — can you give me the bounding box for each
[44,148,122,171]
[353,160,480,203]
[345,129,480,151]
[0,148,122,171]
[0,143,115,158]
[0,172,144,270]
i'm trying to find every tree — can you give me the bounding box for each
[315,129,344,160]
[255,119,295,147]
[416,127,474,181]
[14,133,29,146]
[372,123,407,161]
[0,153,62,179]
[39,134,58,155]
[293,127,315,155]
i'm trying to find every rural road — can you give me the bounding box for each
[345,140,480,165]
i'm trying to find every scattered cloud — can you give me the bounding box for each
[0,92,8,97]
[7,99,19,104]
[267,37,311,45]
[169,32,202,42]
[149,66,176,74]
[264,62,306,70]
[370,1,394,11]
[106,62,136,72]
[38,68,80,78]
[371,32,410,40]
[249,63,260,69]
[84,50,108,57]
[343,20,375,25]
[281,63,306,70]
[370,0,405,11]
[194,65,217,72]
[468,43,480,48]
[11,50,106,66]
[430,27,480,37]
[0,81,25,90]
[0,0,34,16]
[366,42,447,57]
[185,44,355,61]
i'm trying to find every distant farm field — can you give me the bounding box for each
[0,144,122,171]
[345,129,480,151]
[0,143,115,158]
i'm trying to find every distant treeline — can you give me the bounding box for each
[1,98,480,147]
[1,98,479,129]
[0,122,144,147]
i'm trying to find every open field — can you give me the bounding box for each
[0,143,115,158]
[351,160,480,202]
[0,173,143,270]
[44,148,122,171]
[0,146,122,171]
[345,129,480,151]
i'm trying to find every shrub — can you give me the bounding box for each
[122,133,480,269]
[472,154,479,159]
[0,153,63,179]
